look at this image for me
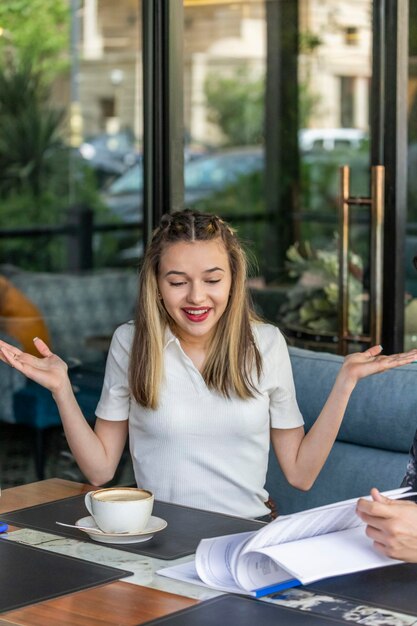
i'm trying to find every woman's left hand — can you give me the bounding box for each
[340,345,417,387]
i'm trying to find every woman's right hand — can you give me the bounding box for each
[0,337,70,396]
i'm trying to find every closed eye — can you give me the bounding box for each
[205,279,221,284]
[169,281,187,287]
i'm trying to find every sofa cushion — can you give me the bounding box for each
[7,269,138,363]
[289,346,417,453]
[266,441,409,515]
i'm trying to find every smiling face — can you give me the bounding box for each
[157,239,232,346]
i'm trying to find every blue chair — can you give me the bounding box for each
[13,367,104,480]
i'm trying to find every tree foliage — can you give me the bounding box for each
[0,3,119,270]
[0,61,65,203]
[0,61,112,270]
[0,0,70,79]
[204,52,323,147]
[205,65,264,146]
[0,2,71,213]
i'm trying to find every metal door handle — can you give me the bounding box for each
[338,165,385,354]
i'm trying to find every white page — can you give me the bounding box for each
[248,526,401,585]
[244,502,361,553]
[231,549,295,591]
[241,487,411,555]
[160,487,411,596]
[232,487,410,591]
[194,531,255,589]
[157,559,254,595]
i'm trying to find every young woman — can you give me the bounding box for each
[1,210,416,520]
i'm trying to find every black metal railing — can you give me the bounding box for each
[1,205,416,274]
[0,207,268,272]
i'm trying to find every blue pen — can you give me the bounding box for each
[0,522,8,534]
[254,578,301,598]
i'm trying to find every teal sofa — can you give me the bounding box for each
[266,346,417,515]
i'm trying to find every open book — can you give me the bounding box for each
[158,487,413,598]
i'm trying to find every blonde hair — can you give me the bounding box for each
[129,210,262,409]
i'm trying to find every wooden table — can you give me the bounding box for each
[0,479,198,626]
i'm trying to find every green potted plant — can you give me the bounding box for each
[279,239,364,342]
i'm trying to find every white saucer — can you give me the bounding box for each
[75,515,167,544]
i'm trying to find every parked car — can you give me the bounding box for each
[102,138,368,263]
[79,130,140,187]
[299,128,367,152]
[80,131,209,189]
[101,146,264,223]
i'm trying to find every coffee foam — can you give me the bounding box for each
[93,489,151,503]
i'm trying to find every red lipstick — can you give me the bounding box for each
[182,307,211,322]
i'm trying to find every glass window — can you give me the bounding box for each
[0,0,141,485]
[183,0,371,352]
[405,1,417,350]
[0,0,143,273]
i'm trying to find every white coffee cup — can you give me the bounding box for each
[84,487,154,533]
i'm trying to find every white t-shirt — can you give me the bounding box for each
[96,322,304,519]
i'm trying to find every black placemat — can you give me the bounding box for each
[1,495,264,560]
[140,595,351,625]
[0,538,132,613]
[306,563,417,616]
